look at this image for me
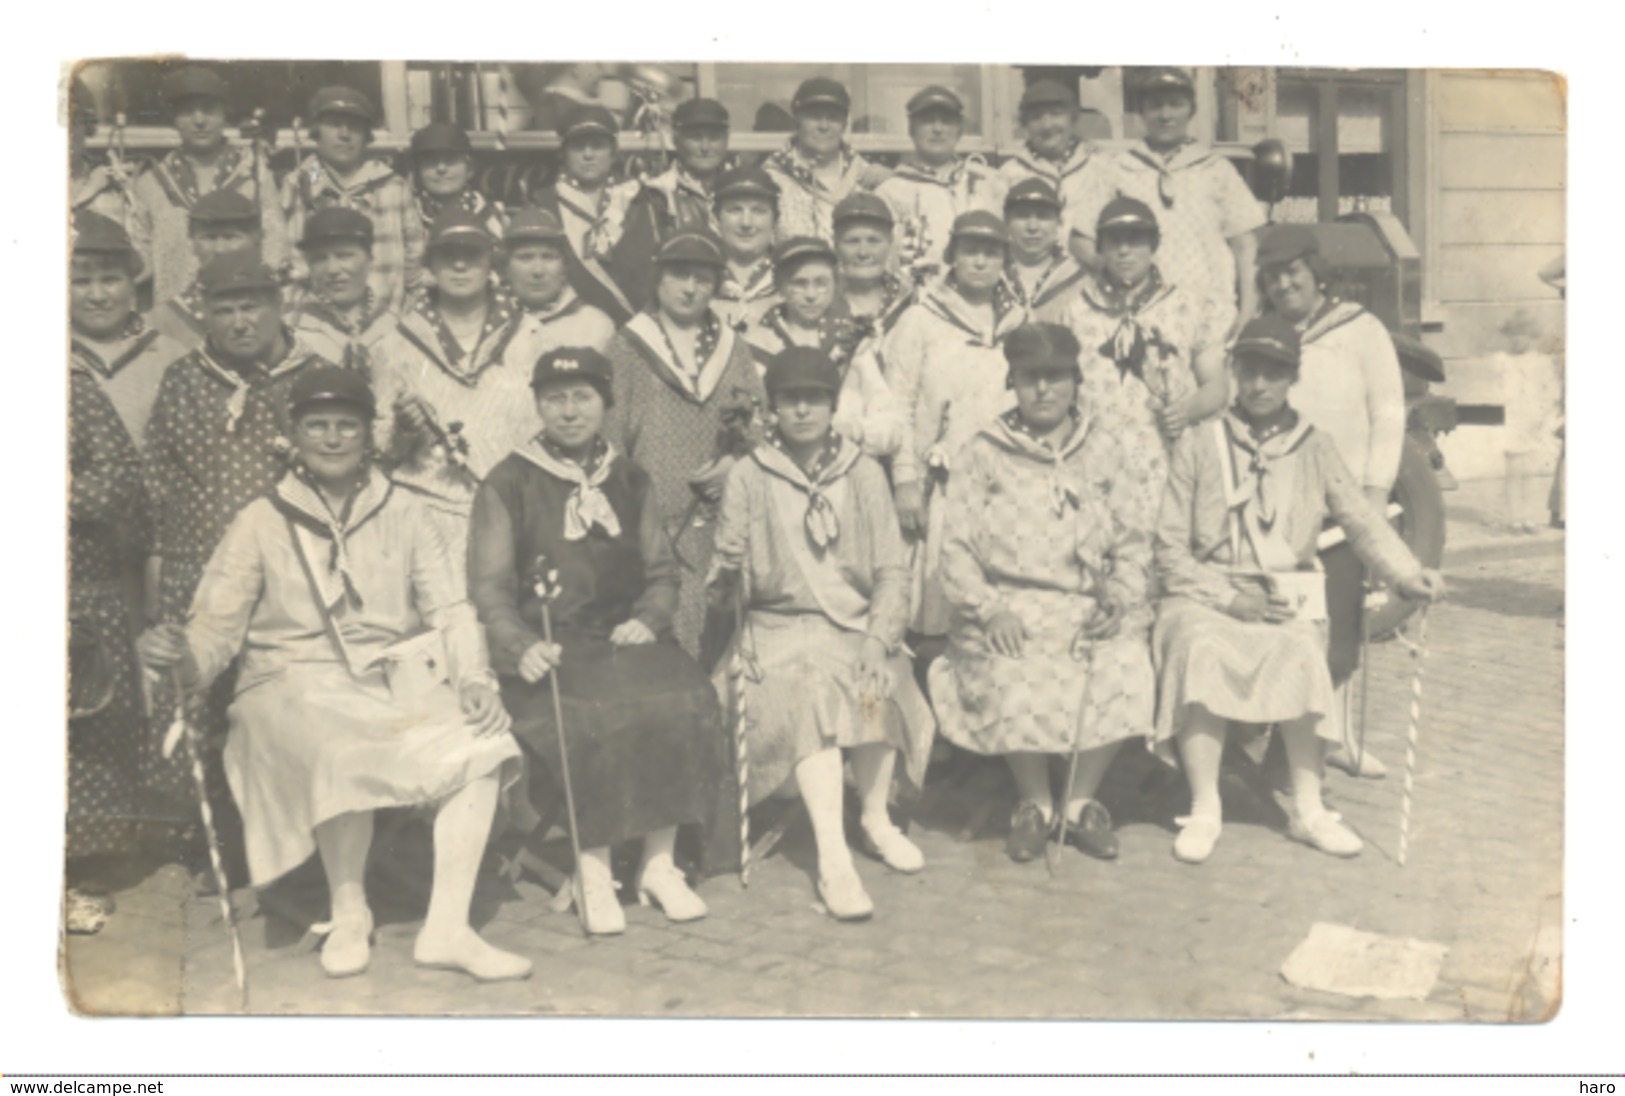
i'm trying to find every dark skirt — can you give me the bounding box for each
[501,637,734,863]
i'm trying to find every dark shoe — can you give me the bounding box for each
[1005,802,1051,863]
[1064,801,1119,860]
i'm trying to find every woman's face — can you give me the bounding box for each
[174,97,228,154]
[1233,356,1296,419]
[910,107,962,165]
[1012,368,1076,433]
[535,380,606,451]
[1262,257,1322,323]
[295,408,369,485]
[417,153,473,198]
[307,242,372,308]
[656,262,718,323]
[795,105,848,158]
[428,243,492,302]
[70,255,137,337]
[314,114,369,173]
[1139,89,1195,148]
[563,134,615,187]
[950,238,1006,292]
[503,243,570,310]
[772,387,836,446]
[1023,104,1077,157]
[716,197,775,260]
[780,259,837,326]
[204,290,282,361]
[674,126,729,177]
[834,222,892,282]
[1006,204,1061,263]
[1099,228,1156,287]
[192,224,260,266]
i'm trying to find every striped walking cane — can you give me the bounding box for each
[164,670,247,1010]
[1395,607,1431,866]
[731,571,753,887]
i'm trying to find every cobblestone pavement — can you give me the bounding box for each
[64,500,1565,1021]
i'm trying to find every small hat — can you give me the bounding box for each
[1255,223,1320,270]
[1003,322,1083,379]
[189,189,261,230]
[792,77,851,114]
[308,86,376,126]
[765,347,841,395]
[832,192,895,232]
[199,252,280,298]
[1096,196,1160,238]
[655,229,726,268]
[947,210,1010,248]
[298,206,374,252]
[1232,314,1302,370]
[1019,79,1078,116]
[531,345,614,403]
[907,85,964,119]
[773,235,837,273]
[1004,177,1063,213]
[713,165,780,206]
[426,208,496,252]
[410,122,473,158]
[503,206,569,245]
[559,104,619,142]
[289,363,376,421]
[1136,66,1196,104]
[72,211,140,258]
[673,97,730,130]
[161,65,229,109]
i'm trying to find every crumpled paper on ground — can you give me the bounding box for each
[1280,922,1449,1000]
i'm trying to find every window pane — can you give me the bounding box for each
[74,59,385,132]
[712,63,984,137]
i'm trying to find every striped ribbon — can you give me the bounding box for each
[169,674,248,1008]
[1394,608,1430,867]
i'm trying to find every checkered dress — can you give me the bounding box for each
[282,156,426,314]
[931,414,1157,755]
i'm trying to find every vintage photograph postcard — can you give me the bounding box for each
[61,58,1564,1021]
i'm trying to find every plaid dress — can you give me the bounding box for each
[282,156,426,314]
[931,412,1156,755]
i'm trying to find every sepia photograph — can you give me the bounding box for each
[58,55,1565,1025]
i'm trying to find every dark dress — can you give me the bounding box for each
[468,439,734,865]
[68,368,158,858]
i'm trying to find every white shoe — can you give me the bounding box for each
[316,907,374,978]
[1173,815,1222,864]
[1289,810,1364,857]
[414,928,533,982]
[861,821,925,874]
[636,862,708,923]
[575,850,626,936]
[817,866,874,921]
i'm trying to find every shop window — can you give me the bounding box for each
[707,63,987,139]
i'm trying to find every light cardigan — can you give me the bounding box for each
[1288,301,1407,493]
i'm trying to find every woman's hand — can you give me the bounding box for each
[1156,396,1194,442]
[393,391,436,442]
[459,681,512,737]
[609,619,656,647]
[986,610,1027,658]
[1081,596,1123,640]
[517,640,563,684]
[854,635,893,700]
[894,481,927,539]
[136,623,198,683]
[1395,569,1447,603]
[1226,590,1295,624]
[688,456,735,503]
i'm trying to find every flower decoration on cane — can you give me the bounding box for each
[527,553,563,605]
[924,400,955,492]
[1101,318,1176,387]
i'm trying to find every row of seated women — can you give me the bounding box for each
[134,307,1442,983]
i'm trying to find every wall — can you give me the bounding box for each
[1423,70,1566,481]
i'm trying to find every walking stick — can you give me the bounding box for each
[1048,558,1111,877]
[1352,586,1374,772]
[1394,607,1431,866]
[164,670,248,1010]
[731,579,753,887]
[529,556,590,934]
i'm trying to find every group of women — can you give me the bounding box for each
[68,64,1443,981]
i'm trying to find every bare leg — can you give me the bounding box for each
[1172,706,1226,863]
[851,743,922,872]
[314,811,374,976]
[413,775,533,978]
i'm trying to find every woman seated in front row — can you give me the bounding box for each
[932,323,1158,865]
[137,366,528,983]
[468,347,731,937]
[1153,315,1444,865]
[707,347,935,922]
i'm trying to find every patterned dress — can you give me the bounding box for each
[281,156,426,314]
[874,155,1007,277]
[131,146,291,303]
[1072,140,1265,331]
[763,141,891,244]
[1152,413,1423,757]
[68,367,159,858]
[603,310,767,659]
[71,315,188,447]
[931,410,1156,755]
[468,438,731,863]
[707,436,935,803]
